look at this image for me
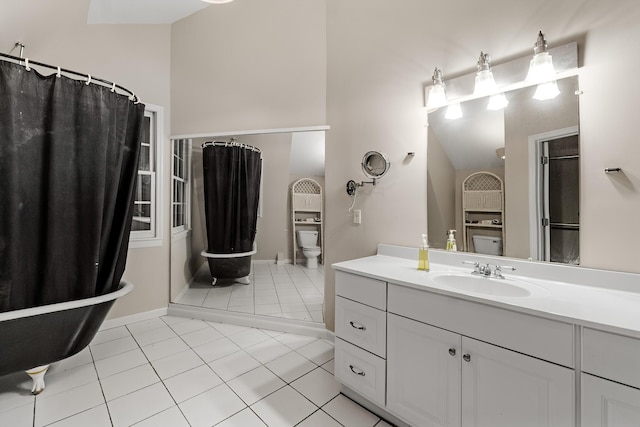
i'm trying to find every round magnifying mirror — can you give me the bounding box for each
[362,151,390,179]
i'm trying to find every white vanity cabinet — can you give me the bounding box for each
[387,290,574,427]
[334,271,387,407]
[581,328,640,426]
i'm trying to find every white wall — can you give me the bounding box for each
[170,0,327,135]
[0,0,172,319]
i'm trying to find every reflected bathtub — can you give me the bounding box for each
[201,243,257,285]
[0,281,133,394]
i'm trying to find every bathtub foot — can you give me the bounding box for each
[211,277,218,286]
[26,365,50,395]
[237,276,251,285]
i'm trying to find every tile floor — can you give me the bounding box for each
[175,263,325,324]
[0,315,392,427]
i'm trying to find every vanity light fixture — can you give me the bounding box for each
[474,52,509,110]
[426,67,447,110]
[445,102,463,120]
[526,31,560,100]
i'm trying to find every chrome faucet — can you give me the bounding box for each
[463,261,516,279]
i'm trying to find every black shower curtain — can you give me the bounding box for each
[202,143,262,254]
[0,60,144,313]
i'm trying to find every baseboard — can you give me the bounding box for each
[168,303,330,339]
[100,307,168,330]
[341,387,410,427]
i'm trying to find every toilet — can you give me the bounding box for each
[296,230,321,268]
[472,235,503,256]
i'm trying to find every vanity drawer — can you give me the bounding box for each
[335,271,386,310]
[335,296,386,357]
[335,338,386,407]
[388,284,574,367]
[583,328,640,389]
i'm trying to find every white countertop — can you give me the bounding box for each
[332,247,640,339]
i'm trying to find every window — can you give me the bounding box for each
[172,138,191,237]
[130,104,163,247]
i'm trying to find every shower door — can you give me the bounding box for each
[539,134,580,264]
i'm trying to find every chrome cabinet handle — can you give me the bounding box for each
[463,354,471,362]
[349,321,366,331]
[349,365,366,376]
[449,348,456,356]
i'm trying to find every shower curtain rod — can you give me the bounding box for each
[202,139,262,153]
[0,51,140,103]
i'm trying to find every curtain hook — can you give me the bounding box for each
[25,58,31,71]
[56,66,61,78]
[134,94,141,104]
[85,74,92,85]
[110,82,116,92]
[128,92,136,102]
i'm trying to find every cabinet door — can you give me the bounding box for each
[582,373,640,427]
[461,337,574,427]
[387,314,461,427]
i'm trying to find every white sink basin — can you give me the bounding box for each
[431,273,545,298]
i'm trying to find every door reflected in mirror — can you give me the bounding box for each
[427,76,580,264]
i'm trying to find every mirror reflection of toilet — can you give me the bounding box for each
[296,230,321,268]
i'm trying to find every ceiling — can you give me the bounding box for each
[87,0,213,24]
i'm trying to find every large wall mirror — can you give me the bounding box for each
[428,74,580,264]
[170,130,327,324]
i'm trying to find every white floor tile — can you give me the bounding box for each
[202,295,231,310]
[126,317,167,335]
[0,402,33,427]
[255,295,279,305]
[100,363,159,401]
[163,364,222,403]
[151,349,204,380]
[107,382,175,427]
[0,371,33,413]
[141,336,190,362]
[227,305,254,314]
[169,319,210,335]
[46,404,111,427]
[133,405,190,427]
[227,366,286,405]
[178,289,209,306]
[309,310,325,323]
[322,394,380,427]
[244,338,292,364]
[291,367,341,406]
[283,311,313,321]
[160,315,192,326]
[91,326,131,346]
[374,419,395,427]
[274,333,318,350]
[180,325,224,348]
[34,381,105,427]
[255,304,283,316]
[279,295,304,305]
[90,335,138,361]
[265,350,317,383]
[208,351,261,382]
[321,358,335,375]
[94,348,148,379]
[227,328,271,348]
[298,409,342,427]
[192,337,241,363]
[179,383,246,427]
[228,296,253,307]
[41,362,98,397]
[250,385,316,427]
[131,325,178,347]
[261,328,285,338]
[215,407,267,426]
[280,303,308,313]
[296,339,334,365]
[51,347,93,372]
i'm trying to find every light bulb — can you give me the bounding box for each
[533,81,560,100]
[445,103,463,120]
[487,93,509,110]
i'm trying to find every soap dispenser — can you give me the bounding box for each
[446,229,457,251]
[418,234,430,271]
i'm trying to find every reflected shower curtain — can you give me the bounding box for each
[0,60,144,312]
[202,143,262,254]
